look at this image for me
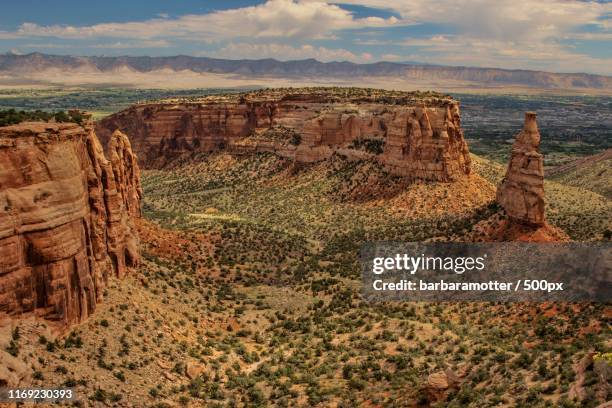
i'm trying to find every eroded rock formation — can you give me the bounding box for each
[465,112,569,242]
[426,369,460,402]
[96,88,471,182]
[496,112,546,226]
[0,121,141,327]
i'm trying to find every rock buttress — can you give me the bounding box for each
[0,121,141,327]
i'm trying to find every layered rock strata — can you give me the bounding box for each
[496,112,545,226]
[0,121,141,327]
[96,88,471,181]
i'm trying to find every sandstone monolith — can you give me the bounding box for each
[496,112,545,226]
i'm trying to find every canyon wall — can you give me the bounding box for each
[0,121,141,327]
[97,89,471,182]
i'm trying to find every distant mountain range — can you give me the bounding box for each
[1,52,611,91]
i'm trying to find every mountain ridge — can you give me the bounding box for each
[1,52,611,91]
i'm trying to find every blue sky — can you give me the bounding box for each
[1,0,610,75]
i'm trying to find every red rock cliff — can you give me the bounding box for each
[0,121,141,327]
[96,88,471,182]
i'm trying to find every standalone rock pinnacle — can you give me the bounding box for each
[496,112,546,226]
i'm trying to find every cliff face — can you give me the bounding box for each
[96,89,471,182]
[0,122,141,327]
[497,112,545,226]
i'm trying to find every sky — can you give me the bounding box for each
[0,0,611,75]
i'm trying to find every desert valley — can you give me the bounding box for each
[0,85,610,407]
[0,0,611,407]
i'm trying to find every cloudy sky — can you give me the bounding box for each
[1,0,611,75]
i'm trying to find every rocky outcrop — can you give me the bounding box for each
[422,368,464,404]
[497,112,545,226]
[186,361,206,379]
[467,212,570,242]
[96,88,471,182]
[0,121,141,327]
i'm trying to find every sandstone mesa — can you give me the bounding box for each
[96,88,471,182]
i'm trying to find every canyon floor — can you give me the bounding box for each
[6,149,611,407]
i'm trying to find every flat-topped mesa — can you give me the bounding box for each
[0,121,142,327]
[496,112,546,226]
[96,88,471,182]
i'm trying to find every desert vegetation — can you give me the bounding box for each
[3,89,609,407]
[0,108,86,126]
[8,149,608,407]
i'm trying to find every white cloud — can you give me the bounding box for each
[400,35,453,47]
[336,0,610,41]
[21,43,76,49]
[0,32,20,40]
[2,0,610,74]
[391,35,612,74]
[353,39,394,45]
[212,43,372,62]
[91,40,171,49]
[380,53,405,61]
[336,0,611,74]
[563,32,612,41]
[14,0,398,42]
